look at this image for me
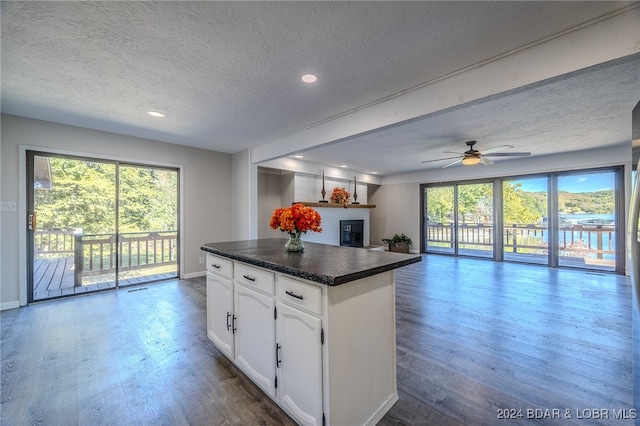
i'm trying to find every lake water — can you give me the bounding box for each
[545,214,616,260]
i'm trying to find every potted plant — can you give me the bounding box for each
[382,233,412,253]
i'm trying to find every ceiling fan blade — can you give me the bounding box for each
[442,158,463,168]
[443,151,465,155]
[483,152,531,157]
[480,144,514,154]
[421,155,462,164]
[480,157,494,166]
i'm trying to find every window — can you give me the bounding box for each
[421,167,624,273]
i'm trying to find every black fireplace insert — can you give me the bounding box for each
[340,220,364,248]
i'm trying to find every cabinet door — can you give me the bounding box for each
[277,302,323,426]
[206,272,234,358]
[234,283,276,398]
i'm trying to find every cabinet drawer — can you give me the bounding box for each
[206,253,233,279]
[278,276,321,316]
[235,263,275,295]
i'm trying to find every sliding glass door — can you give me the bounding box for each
[457,182,493,258]
[27,152,179,302]
[557,170,616,271]
[421,167,623,273]
[423,182,494,258]
[424,186,455,254]
[502,177,548,265]
[118,164,179,286]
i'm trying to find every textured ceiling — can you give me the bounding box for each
[1,1,638,176]
[299,57,640,175]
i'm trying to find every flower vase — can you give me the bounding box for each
[285,232,305,252]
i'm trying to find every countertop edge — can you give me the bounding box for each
[200,244,421,286]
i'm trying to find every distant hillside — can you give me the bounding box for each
[557,190,614,215]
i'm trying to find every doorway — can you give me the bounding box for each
[27,151,179,302]
[423,182,494,258]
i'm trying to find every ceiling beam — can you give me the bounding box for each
[251,6,640,165]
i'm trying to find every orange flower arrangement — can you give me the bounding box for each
[330,187,351,204]
[270,203,323,236]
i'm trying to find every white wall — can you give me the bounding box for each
[258,169,286,239]
[232,149,259,241]
[257,169,372,246]
[292,173,367,204]
[0,114,232,309]
[369,183,420,252]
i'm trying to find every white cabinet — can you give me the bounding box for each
[234,281,276,398]
[206,254,234,359]
[204,251,398,426]
[207,254,277,399]
[276,275,323,425]
[206,272,234,358]
[276,301,323,426]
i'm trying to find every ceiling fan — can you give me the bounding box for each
[421,140,531,168]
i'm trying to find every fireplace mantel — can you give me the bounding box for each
[293,202,376,209]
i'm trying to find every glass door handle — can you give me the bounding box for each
[28,213,36,231]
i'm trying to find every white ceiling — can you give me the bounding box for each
[1,1,638,176]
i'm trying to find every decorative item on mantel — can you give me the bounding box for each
[330,186,351,208]
[270,203,322,252]
[352,175,359,204]
[319,170,328,203]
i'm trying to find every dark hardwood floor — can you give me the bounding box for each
[1,255,633,425]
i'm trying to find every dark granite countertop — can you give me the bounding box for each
[201,238,422,286]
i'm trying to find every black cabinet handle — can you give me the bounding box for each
[232,315,237,334]
[243,274,256,282]
[226,312,231,331]
[211,264,221,269]
[285,290,304,300]
[276,343,282,368]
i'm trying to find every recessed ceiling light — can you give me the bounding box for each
[147,111,165,118]
[370,172,378,174]
[340,165,348,168]
[301,74,317,84]
[293,155,304,159]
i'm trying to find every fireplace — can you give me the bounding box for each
[340,220,364,248]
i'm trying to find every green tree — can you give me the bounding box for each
[35,158,116,234]
[35,157,177,235]
[503,181,545,225]
[458,183,492,223]
[426,186,453,224]
[119,166,178,232]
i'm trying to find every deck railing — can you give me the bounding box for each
[425,222,615,259]
[34,230,178,286]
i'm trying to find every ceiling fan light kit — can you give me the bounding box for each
[422,140,531,168]
[462,155,481,166]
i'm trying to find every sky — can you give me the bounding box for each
[515,172,615,193]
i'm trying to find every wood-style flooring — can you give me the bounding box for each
[1,255,633,425]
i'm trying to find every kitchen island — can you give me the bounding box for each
[201,238,421,426]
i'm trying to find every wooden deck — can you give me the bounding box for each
[33,257,177,301]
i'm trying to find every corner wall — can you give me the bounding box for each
[369,183,420,252]
[0,114,232,308]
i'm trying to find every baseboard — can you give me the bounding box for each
[183,270,206,279]
[365,391,399,426]
[1,301,20,311]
